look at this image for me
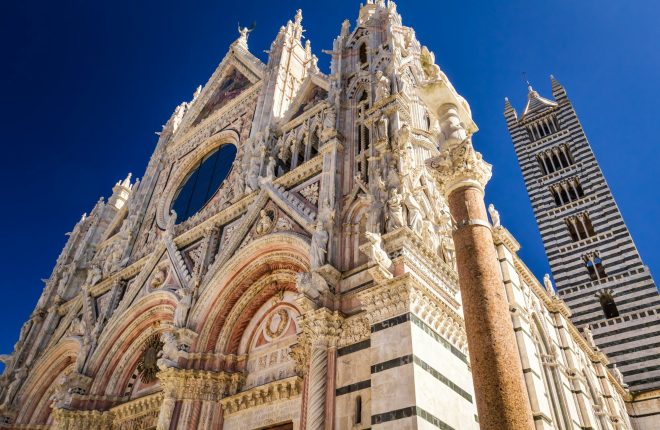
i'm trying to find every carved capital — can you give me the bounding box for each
[157,368,244,401]
[426,139,492,196]
[290,308,343,376]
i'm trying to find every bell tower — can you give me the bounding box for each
[505,77,660,391]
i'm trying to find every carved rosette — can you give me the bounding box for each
[426,139,492,196]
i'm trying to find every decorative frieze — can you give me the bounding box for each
[220,376,302,415]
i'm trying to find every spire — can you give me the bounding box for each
[503,97,518,123]
[550,74,567,99]
[521,82,557,120]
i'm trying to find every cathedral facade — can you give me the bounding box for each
[0,2,655,429]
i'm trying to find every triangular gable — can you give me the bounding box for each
[281,74,329,124]
[191,67,252,126]
[175,42,266,136]
[521,87,557,120]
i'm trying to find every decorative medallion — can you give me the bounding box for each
[265,309,290,339]
[136,334,164,383]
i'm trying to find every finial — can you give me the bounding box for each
[237,21,256,45]
[522,72,533,92]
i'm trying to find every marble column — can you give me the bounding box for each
[426,118,534,429]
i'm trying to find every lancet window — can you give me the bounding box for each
[355,90,371,180]
[584,252,607,281]
[537,144,573,175]
[565,212,596,241]
[526,114,560,141]
[550,177,585,206]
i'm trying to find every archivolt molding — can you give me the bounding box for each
[15,339,80,425]
[87,298,174,397]
[191,233,310,341]
[156,129,240,229]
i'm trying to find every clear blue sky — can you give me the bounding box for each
[1,0,659,359]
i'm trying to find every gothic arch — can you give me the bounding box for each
[87,292,175,397]
[341,199,369,270]
[156,129,241,228]
[191,232,310,355]
[15,338,80,425]
[530,313,572,430]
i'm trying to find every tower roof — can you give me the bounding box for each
[521,85,557,120]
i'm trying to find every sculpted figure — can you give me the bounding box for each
[376,114,389,143]
[75,334,93,373]
[612,364,626,386]
[166,210,177,235]
[488,203,501,227]
[173,287,193,329]
[374,70,391,102]
[157,332,180,370]
[68,316,86,337]
[295,271,328,301]
[364,231,391,269]
[255,210,273,235]
[440,236,456,268]
[309,221,329,268]
[583,325,596,348]
[85,264,102,287]
[543,274,555,296]
[322,108,336,132]
[2,367,27,407]
[265,156,276,179]
[385,189,405,232]
[15,320,33,348]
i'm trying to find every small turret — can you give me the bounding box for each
[108,173,133,210]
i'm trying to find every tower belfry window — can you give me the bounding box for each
[550,178,585,206]
[566,212,596,241]
[598,292,620,319]
[583,252,606,281]
[537,144,574,175]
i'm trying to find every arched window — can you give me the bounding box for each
[598,292,619,318]
[171,144,237,222]
[355,395,362,424]
[584,252,606,281]
[359,43,368,66]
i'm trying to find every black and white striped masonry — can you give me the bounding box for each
[504,76,660,392]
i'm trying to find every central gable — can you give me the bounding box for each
[192,67,252,126]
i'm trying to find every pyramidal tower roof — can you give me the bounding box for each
[521,84,557,119]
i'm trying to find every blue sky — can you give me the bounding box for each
[1,0,659,359]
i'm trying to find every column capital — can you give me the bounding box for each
[426,138,492,196]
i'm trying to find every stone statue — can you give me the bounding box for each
[76,333,93,373]
[157,332,180,370]
[173,287,193,329]
[488,204,500,227]
[583,325,596,348]
[612,364,626,386]
[440,236,456,268]
[322,108,336,132]
[68,316,86,337]
[309,221,329,268]
[364,232,391,269]
[85,264,102,287]
[265,156,276,179]
[166,210,177,235]
[374,70,391,102]
[543,274,555,296]
[237,21,256,45]
[255,210,273,236]
[295,271,328,301]
[2,367,27,407]
[376,114,389,144]
[385,189,405,232]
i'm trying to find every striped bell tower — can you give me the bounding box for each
[504,76,660,392]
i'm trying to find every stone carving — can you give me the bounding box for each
[309,221,329,269]
[420,46,443,81]
[151,265,168,289]
[85,264,102,287]
[385,189,405,232]
[583,325,596,348]
[296,271,328,301]
[265,309,290,339]
[2,367,27,408]
[374,70,391,102]
[68,316,86,337]
[299,182,320,205]
[612,364,626,387]
[255,210,274,236]
[364,232,391,269]
[426,137,492,196]
[137,334,164,383]
[173,288,193,329]
[157,332,180,370]
[440,236,456,268]
[543,274,555,296]
[376,114,389,144]
[488,203,500,227]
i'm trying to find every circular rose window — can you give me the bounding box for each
[171,144,237,222]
